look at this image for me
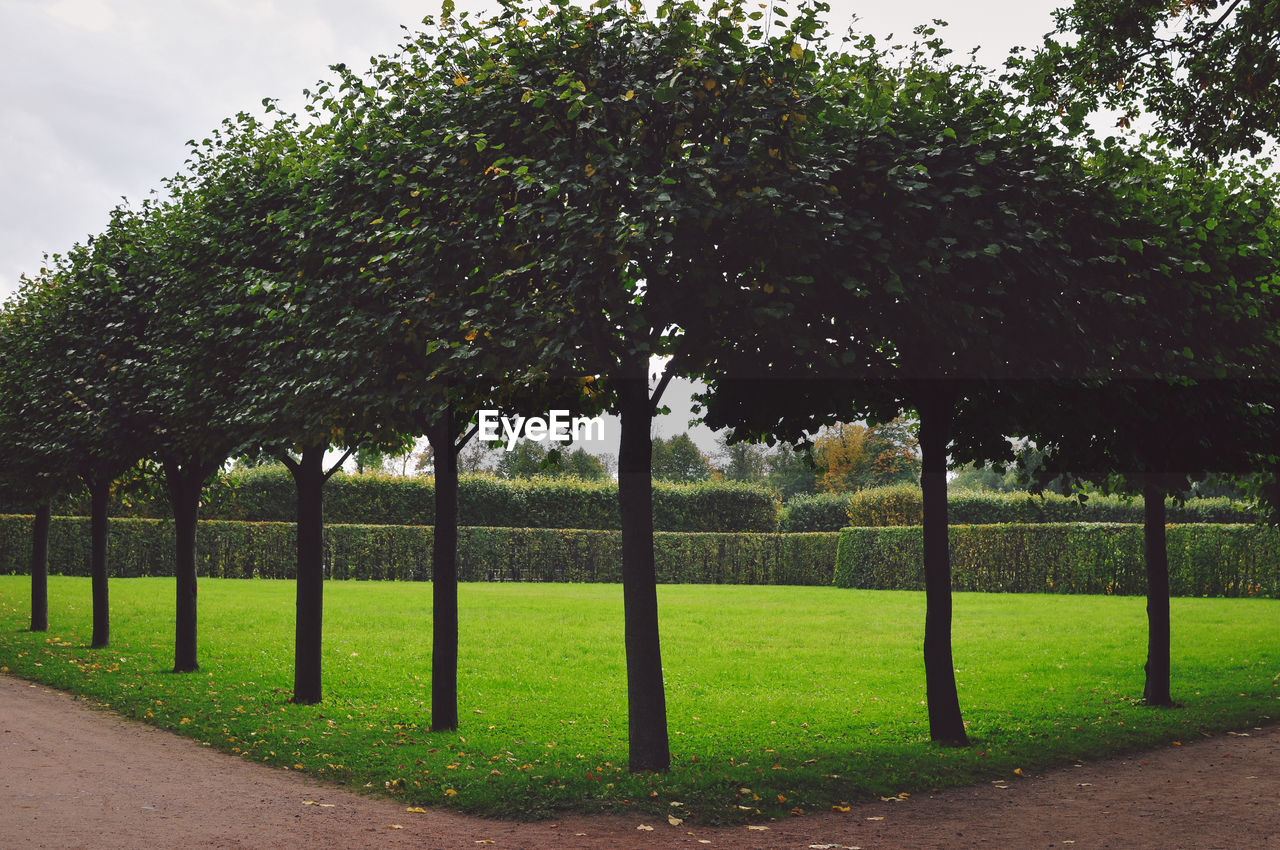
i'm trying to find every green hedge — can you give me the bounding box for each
[834,523,1280,598]
[37,468,781,532]
[0,515,838,586]
[780,492,853,532]
[844,485,1254,528]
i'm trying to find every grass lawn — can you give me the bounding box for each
[0,576,1276,822]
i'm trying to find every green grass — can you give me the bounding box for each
[0,576,1276,822]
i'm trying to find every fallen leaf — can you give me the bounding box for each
[1014,768,1024,776]
[406,807,427,813]
[637,825,654,831]
[388,824,404,829]
[866,816,884,821]
[670,801,684,807]
[747,825,769,831]
[699,841,712,845]
[832,805,851,813]
[476,841,496,845]
[668,815,683,827]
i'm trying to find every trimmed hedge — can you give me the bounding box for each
[37,468,782,533]
[779,492,852,532]
[834,523,1280,598]
[0,515,838,586]
[845,485,1254,528]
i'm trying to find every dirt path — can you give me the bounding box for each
[2,673,1277,849]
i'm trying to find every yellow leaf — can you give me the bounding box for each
[669,815,683,826]
[584,163,597,177]
[454,74,468,86]
[623,90,635,101]
[747,825,769,831]
[1014,768,1024,776]
[388,824,404,829]
[703,78,717,90]
[637,825,655,831]
[833,805,851,812]
[444,788,458,796]
[789,43,804,60]
[406,807,427,813]
[866,816,885,821]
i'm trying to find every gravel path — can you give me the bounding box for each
[2,673,1277,849]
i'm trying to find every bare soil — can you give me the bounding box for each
[2,673,1277,849]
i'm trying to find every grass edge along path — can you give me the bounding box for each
[0,576,1276,824]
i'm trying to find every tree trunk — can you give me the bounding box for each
[427,413,460,732]
[617,368,671,772]
[30,501,51,632]
[917,389,968,745]
[289,446,328,704]
[164,459,209,674]
[88,476,110,649]
[1142,480,1173,706]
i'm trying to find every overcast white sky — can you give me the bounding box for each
[0,0,1064,459]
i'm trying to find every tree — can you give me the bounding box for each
[1021,0,1280,158]
[6,226,157,649]
[715,433,768,486]
[765,443,818,500]
[813,418,920,492]
[978,145,1280,706]
[701,28,1132,746]
[651,434,712,483]
[413,0,834,770]
[0,297,74,633]
[177,109,409,702]
[495,439,552,479]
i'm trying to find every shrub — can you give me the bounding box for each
[845,485,1256,527]
[846,484,923,526]
[833,523,1280,598]
[0,515,835,586]
[54,468,782,532]
[780,492,855,532]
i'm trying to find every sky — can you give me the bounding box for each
[0,0,1065,461]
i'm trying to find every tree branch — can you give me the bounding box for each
[324,447,356,481]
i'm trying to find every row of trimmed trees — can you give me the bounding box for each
[3,0,1279,769]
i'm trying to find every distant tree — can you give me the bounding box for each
[354,446,386,475]
[814,418,920,492]
[765,443,818,500]
[495,440,550,479]
[715,433,768,485]
[651,434,712,483]
[558,447,609,481]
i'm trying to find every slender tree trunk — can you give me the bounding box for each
[88,476,110,649]
[30,501,51,632]
[617,367,670,772]
[427,413,460,732]
[164,459,209,674]
[917,389,968,745]
[1142,479,1173,706]
[289,446,328,704]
